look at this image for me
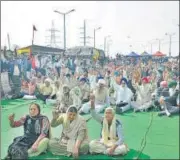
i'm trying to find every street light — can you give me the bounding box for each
[147,41,153,54]
[94,27,101,48]
[104,35,111,56]
[54,9,75,50]
[106,40,113,57]
[165,32,176,57]
[156,38,163,52]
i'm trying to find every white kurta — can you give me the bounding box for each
[132,84,152,110]
[80,87,109,114]
[115,85,133,112]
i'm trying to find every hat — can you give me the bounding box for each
[168,81,177,88]
[98,79,106,85]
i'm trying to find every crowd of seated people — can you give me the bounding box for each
[3,54,180,159]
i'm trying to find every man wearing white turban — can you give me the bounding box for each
[79,79,110,114]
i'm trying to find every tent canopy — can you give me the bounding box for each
[126,51,140,57]
[153,51,166,57]
[141,51,151,56]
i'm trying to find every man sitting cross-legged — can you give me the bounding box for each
[89,94,129,156]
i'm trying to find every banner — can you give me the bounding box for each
[93,49,100,61]
[17,48,31,55]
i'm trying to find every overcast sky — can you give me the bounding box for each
[1,1,179,56]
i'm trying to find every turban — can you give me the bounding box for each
[97,76,104,81]
[44,78,51,83]
[114,71,120,77]
[79,77,86,82]
[168,81,177,88]
[142,77,149,83]
[120,77,128,85]
[98,79,106,85]
[160,81,168,88]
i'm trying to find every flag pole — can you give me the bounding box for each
[32,27,34,45]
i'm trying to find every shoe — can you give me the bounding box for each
[134,108,139,113]
[157,112,163,116]
[79,112,85,115]
[116,107,123,114]
[167,112,171,117]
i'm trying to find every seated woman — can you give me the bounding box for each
[20,80,29,96]
[48,106,89,159]
[36,79,53,103]
[48,81,60,99]
[56,85,73,113]
[20,79,37,100]
[78,77,90,103]
[5,103,50,159]
[79,79,110,114]
[70,86,82,110]
[46,81,61,104]
[89,95,129,156]
[115,78,133,114]
[28,78,37,95]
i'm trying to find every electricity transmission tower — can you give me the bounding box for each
[45,20,61,48]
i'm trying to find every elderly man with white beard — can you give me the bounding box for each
[79,79,110,114]
[114,78,133,114]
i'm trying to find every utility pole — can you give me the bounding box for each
[7,33,11,50]
[84,20,86,46]
[165,32,176,57]
[45,20,61,48]
[54,9,75,50]
[94,27,101,48]
[79,20,87,46]
[106,40,113,57]
[147,41,153,54]
[79,20,92,46]
[94,29,95,48]
[104,35,111,56]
